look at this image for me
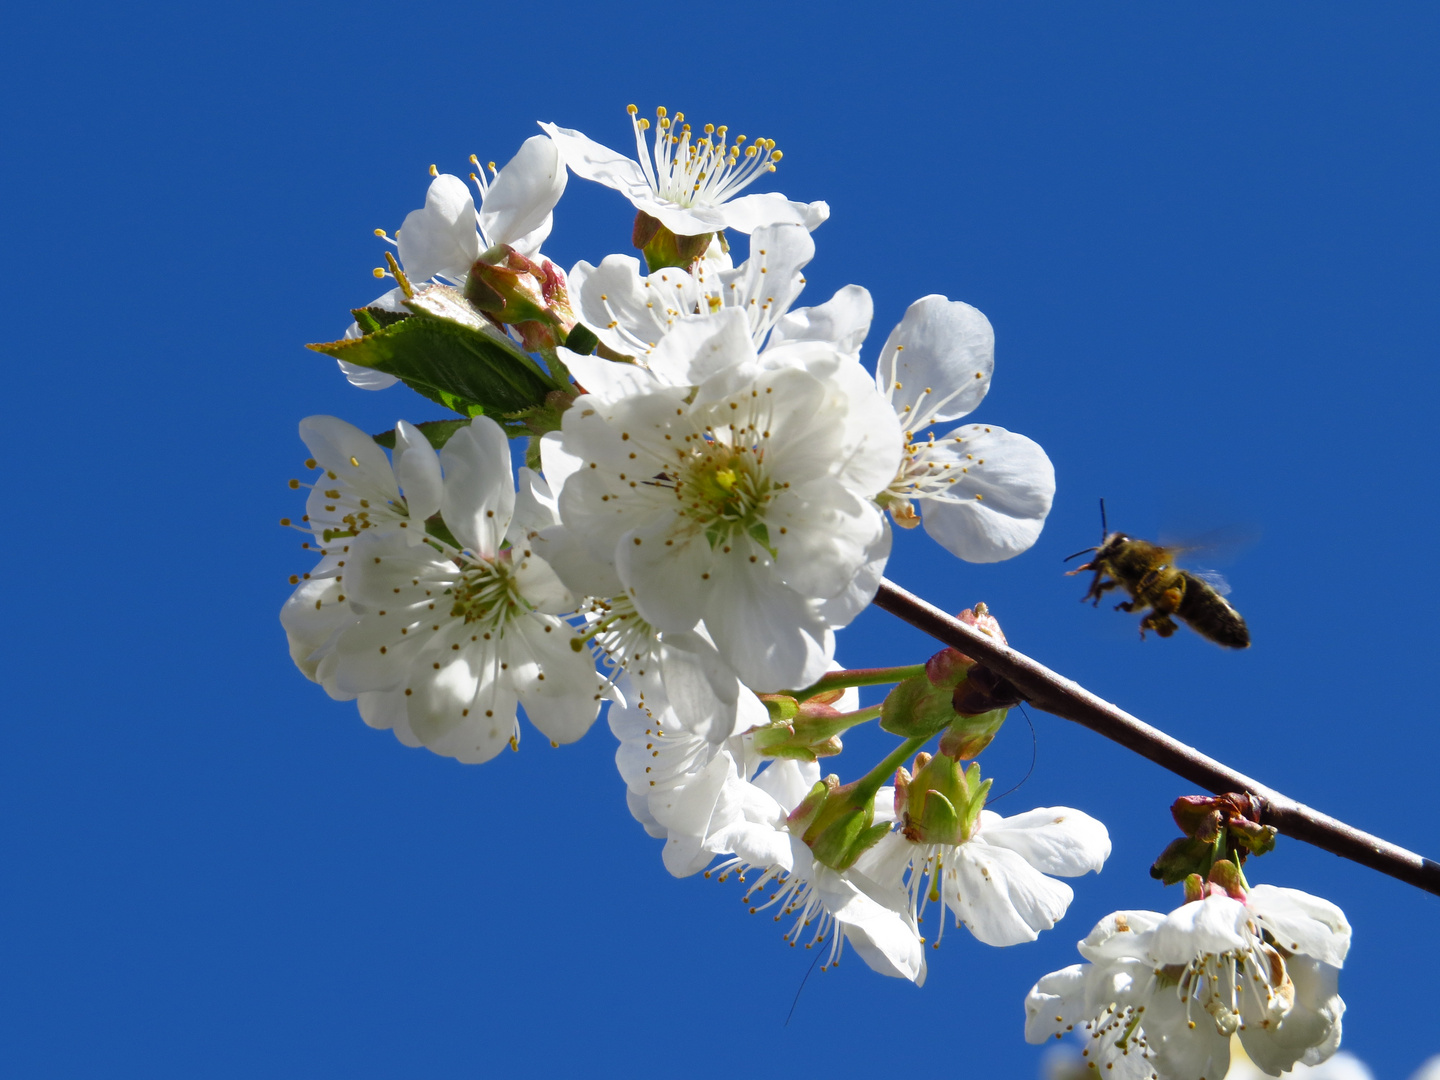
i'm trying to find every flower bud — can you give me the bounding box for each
[464,245,576,351]
[750,698,852,762]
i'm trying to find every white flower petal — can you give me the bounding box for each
[539,122,655,209]
[975,806,1111,877]
[1023,964,1089,1043]
[1076,909,1166,963]
[817,518,891,629]
[392,420,443,526]
[298,415,400,505]
[703,557,833,690]
[811,864,925,983]
[878,295,994,423]
[947,842,1076,946]
[396,173,481,283]
[1247,884,1352,968]
[646,307,756,390]
[768,283,874,359]
[509,617,601,745]
[1149,894,1250,964]
[439,417,515,555]
[478,134,566,255]
[720,192,828,234]
[918,424,1055,562]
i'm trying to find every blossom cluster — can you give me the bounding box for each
[279,107,1352,1078]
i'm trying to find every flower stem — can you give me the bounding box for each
[849,735,928,807]
[789,664,928,702]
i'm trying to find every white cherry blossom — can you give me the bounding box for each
[541,106,827,238]
[569,223,817,360]
[702,758,925,984]
[1025,886,1351,1080]
[865,805,1110,948]
[877,295,1056,562]
[510,442,768,743]
[338,134,567,389]
[554,309,902,689]
[285,417,605,763]
[279,416,443,679]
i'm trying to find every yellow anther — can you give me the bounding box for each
[428,164,438,177]
[372,268,386,278]
[288,479,300,489]
[349,456,360,467]
[373,228,387,238]
[627,104,638,115]
[469,153,480,166]
[715,468,737,491]
[638,118,650,131]
[770,150,783,161]
[656,106,668,118]
[305,458,317,469]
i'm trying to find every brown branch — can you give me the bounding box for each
[873,578,1440,897]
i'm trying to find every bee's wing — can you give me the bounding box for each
[1190,568,1232,596]
[1157,525,1261,566]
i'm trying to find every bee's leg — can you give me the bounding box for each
[1115,600,1136,612]
[1140,612,1179,638]
[1085,575,1120,606]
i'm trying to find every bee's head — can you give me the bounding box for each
[1095,532,1130,558]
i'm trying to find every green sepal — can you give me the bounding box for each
[747,522,777,558]
[808,807,869,871]
[563,323,600,356]
[371,419,472,451]
[309,315,553,418]
[1150,836,1212,885]
[759,695,800,722]
[919,789,959,840]
[879,673,957,739]
[640,218,714,272]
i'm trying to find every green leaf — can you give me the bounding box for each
[879,673,957,739]
[371,419,472,451]
[351,306,410,335]
[309,314,554,417]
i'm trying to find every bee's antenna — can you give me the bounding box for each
[1099,498,1108,538]
[1063,547,1096,563]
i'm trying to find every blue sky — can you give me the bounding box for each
[4,2,1438,1076]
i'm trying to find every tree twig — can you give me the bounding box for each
[873,578,1440,897]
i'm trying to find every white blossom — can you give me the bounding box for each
[338,135,567,389]
[865,805,1110,948]
[1025,886,1351,1080]
[704,759,925,983]
[877,295,1055,562]
[541,106,827,237]
[279,416,443,679]
[284,417,605,762]
[553,309,902,689]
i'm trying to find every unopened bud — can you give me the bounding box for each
[1207,859,1246,899]
[464,246,576,350]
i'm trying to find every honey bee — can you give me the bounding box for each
[1065,501,1250,649]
